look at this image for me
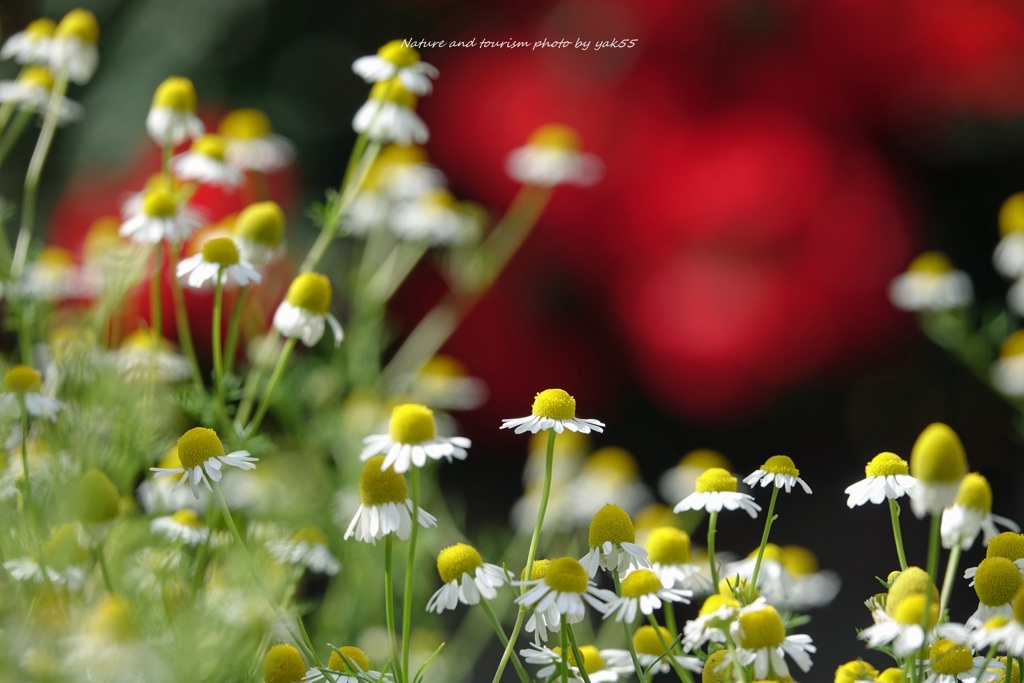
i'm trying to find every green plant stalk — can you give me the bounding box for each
[18,407,35,531]
[0,99,19,136]
[95,538,115,595]
[401,467,421,683]
[167,241,205,390]
[385,536,403,683]
[747,485,780,603]
[493,429,557,683]
[563,622,593,683]
[613,569,648,683]
[0,108,34,172]
[149,244,164,342]
[664,602,678,639]
[707,511,720,591]
[479,599,531,683]
[242,336,297,439]
[212,272,229,431]
[918,514,942,683]
[560,621,570,683]
[939,538,963,617]
[18,301,33,365]
[223,286,250,375]
[889,499,909,571]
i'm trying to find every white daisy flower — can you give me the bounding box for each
[352,78,428,145]
[19,246,93,301]
[603,568,691,623]
[273,272,344,347]
[402,354,487,412]
[506,124,602,187]
[0,66,83,123]
[970,612,1024,657]
[861,594,967,657]
[566,447,653,525]
[176,236,260,289]
[48,9,98,85]
[425,542,506,613]
[723,544,798,604]
[964,533,1024,589]
[992,331,1024,398]
[515,557,617,642]
[303,645,391,683]
[374,144,446,200]
[233,201,286,266]
[353,40,439,95]
[657,448,732,509]
[743,454,812,494]
[681,594,741,651]
[923,638,1004,683]
[643,526,713,595]
[267,526,340,576]
[150,508,210,546]
[343,455,436,545]
[218,108,295,172]
[908,423,968,519]
[942,473,1020,550]
[112,330,192,384]
[673,467,761,518]
[889,251,973,312]
[845,451,918,507]
[605,625,704,676]
[777,544,842,610]
[520,643,629,683]
[390,189,479,246]
[1006,279,1024,317]
[579,503,649,577]
[501,388,605,435]
[118,187,202,245]
[172,134,244,189]
[994,193,1024,279]
[146,76,204,147]
[360,403,470,474]
[967,557,1024,629]
[725,600,815,679]
[0,364,63,420]
[150,427,257,499]
[1,17,55,65]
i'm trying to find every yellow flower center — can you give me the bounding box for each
[369,78,417,109]
[877,668,905,683]
[633,625,673,656]
[835,660,879,683]
[378,39,421,67]
[780,545,819,576]
[25,18,56,38]
[699,593,740,617]
[928,638,973,676]
[954,472,992,512]
[695,467,738,493]
[72,469,120,524]
[865,451,910,477]
[328,646,369,674]
[37,246,75,268]
[985,616,1011,630]
[543,557,588,594]
[388,403,436,445]
[377,144,429,168]
[142,188,178,219]
[152,76,197,112]
[975,557,1024,607]
[736,606,786,649]
[263,643,306,683]
[994,657,1022,683]
[759,455,799,477]
[191,134,228,162]
[988,533,1024,561]
[55,9,99,44]
[646,527,691,564]
[528,124,581,151]
[885,567,934,617]
[557,644,605,672]
[171,509,202,528]
[907,251,954,275]
[200,237,240,268]
[176,427,226,470]
[293,525,328,546]
[236,201,285,247]
[909,422,967,485]
[588,503,635,547]
[1000,192,1024,236]
[20,66,54,91]
[523,558,551,582]
[530,388,576,420]
[621,569,663,598]
[892,593,938,627]
[720,576,757,600]
[157,445,181,469]
[358,455,408,505]
[585,447,639,477]
[679,448,731,470]
[284,272,332,314]
[747,543,784,564]
[218,108,272,139]
[701,650,728,682]
[4,365,42,393]
[437,542,484,584]
[85,596,134,641]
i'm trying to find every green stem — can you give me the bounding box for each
[664,601,678,639]
[223,286,249,376]
[401,467,421,683]
[167,242,204,391]
[919,514,942,682]
[939,540,962,618]
[212,272,229,431]
[479,599,531,683]
[242,336,297,439]
[564,623,593,683]
[645,615,693,683]
[613,569,648,683]
[889,498,909,571]
[95,539,115,595]
[385,536,403,683]
[19,408,36,530]
[149,244,164,341]
[560,621,570,683]
[707,511,720,592]
[747,485,780,603]
[0,108,33,171]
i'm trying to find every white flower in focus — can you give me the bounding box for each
[172,134,244,189]
[150,427,257,499]
[966,557,1024,629]
[941,473,1020,551]
[603,568,691,623]
[344,455,436,545]
[845,451,918,508]
[658,448,732,508]
[146,76,203,147]
[359,403,470,474]
[579,503,649,578]
[860,594,966,657]
[673,468,761,518]
[426,543,506,613]
[352,40,439,95]
[743,454,811,494]
[352,78,428,145]
[515,557,617,642]
[644,526,713,595]
[922,638,1004,683]
[889,251,972,312]
[681,593,740,651]
[273,272,344,347]
[501,388,605,435]
[176,236,260,289]
[219,108,295,172]
[725,600,816,679]
[506,124,602,187]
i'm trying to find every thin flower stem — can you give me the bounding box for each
[919,514,942,683]
[889,498,909,571]
[223,286,249,375]
[748,485,780,603]
[0,108,34,171]
[401,467,421,683]
[664,602,678,639]
[167,241,204,391]
[479,599,531,683]
[385,536,403,683]
[560,621,570,683]
[939,539,963,617]
[95,538,115,595]
[493,429,557,683]
[613,569,648,683]
[564,622,593,683]
[707,511,720,592]
[644,616,693,683]
[242,336,297,439]
[212,272,229,431]
[149,244,164,341]
[19,409,35,530]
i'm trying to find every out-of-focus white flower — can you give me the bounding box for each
[352,78,428,145]
[1,17,56,65]
[352,40,438,95]
[506,124,602,187]
[146,76,203,147]
[49,9,99,85]
[218,108,295,172]
[172,134,244,189]
[0,65,82,123]
[273,273,344,347]
[889,252,972,312]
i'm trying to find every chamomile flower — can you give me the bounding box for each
[218,108,295,172]
[506,124,602,187]
[845,451,918,507]
[744,455,812,494]
[673,467,761,518]
[923,638,1003,683]
[374,144,445,200]
[1,18,56,65]
[579,503,649,577]
[273,272,344,347]
[644,526,712,594]
[402,355,487,412]
[681,593,741,650]
[967,557,1024,629]
[520,643,629,683]
[264,644,306,683]
[352,77,428,145]
[19,245,91,300]
[501,388,605,435]
[176,236,260,289]
[267,526,340,576]
[146,76,203,147]
[234,201,285,266]
[343,455,437,544]
[172,134,244,189]
[994,193,1024,279]
[965,533,1024,587]
[425,542,506,613]
[48,9,98,85]
[352,40,439,95]
[303,646,390,683]
[834,660,880,683]
[0,66,82,123]
[861,593,966,656]
[118,187,202,245]
[516,557,617,640]
[942,473,1019,550]
[150,508,209,546]
[360,403,470,474]
[992,331,1024,398]
[777,545,841,610]
[725,600,815,679]
[150,427,257,499]
[658,448,732,508]
[113,330,192,383]
[0,364,63,420]
[390,189,480,246]
[971,589,1024,656]
[605,625,704,676]
[724,544,797,603]
[889,251,973,312]
[568,448,653,523]
[603,568,691,623]
[908,423,968,519]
